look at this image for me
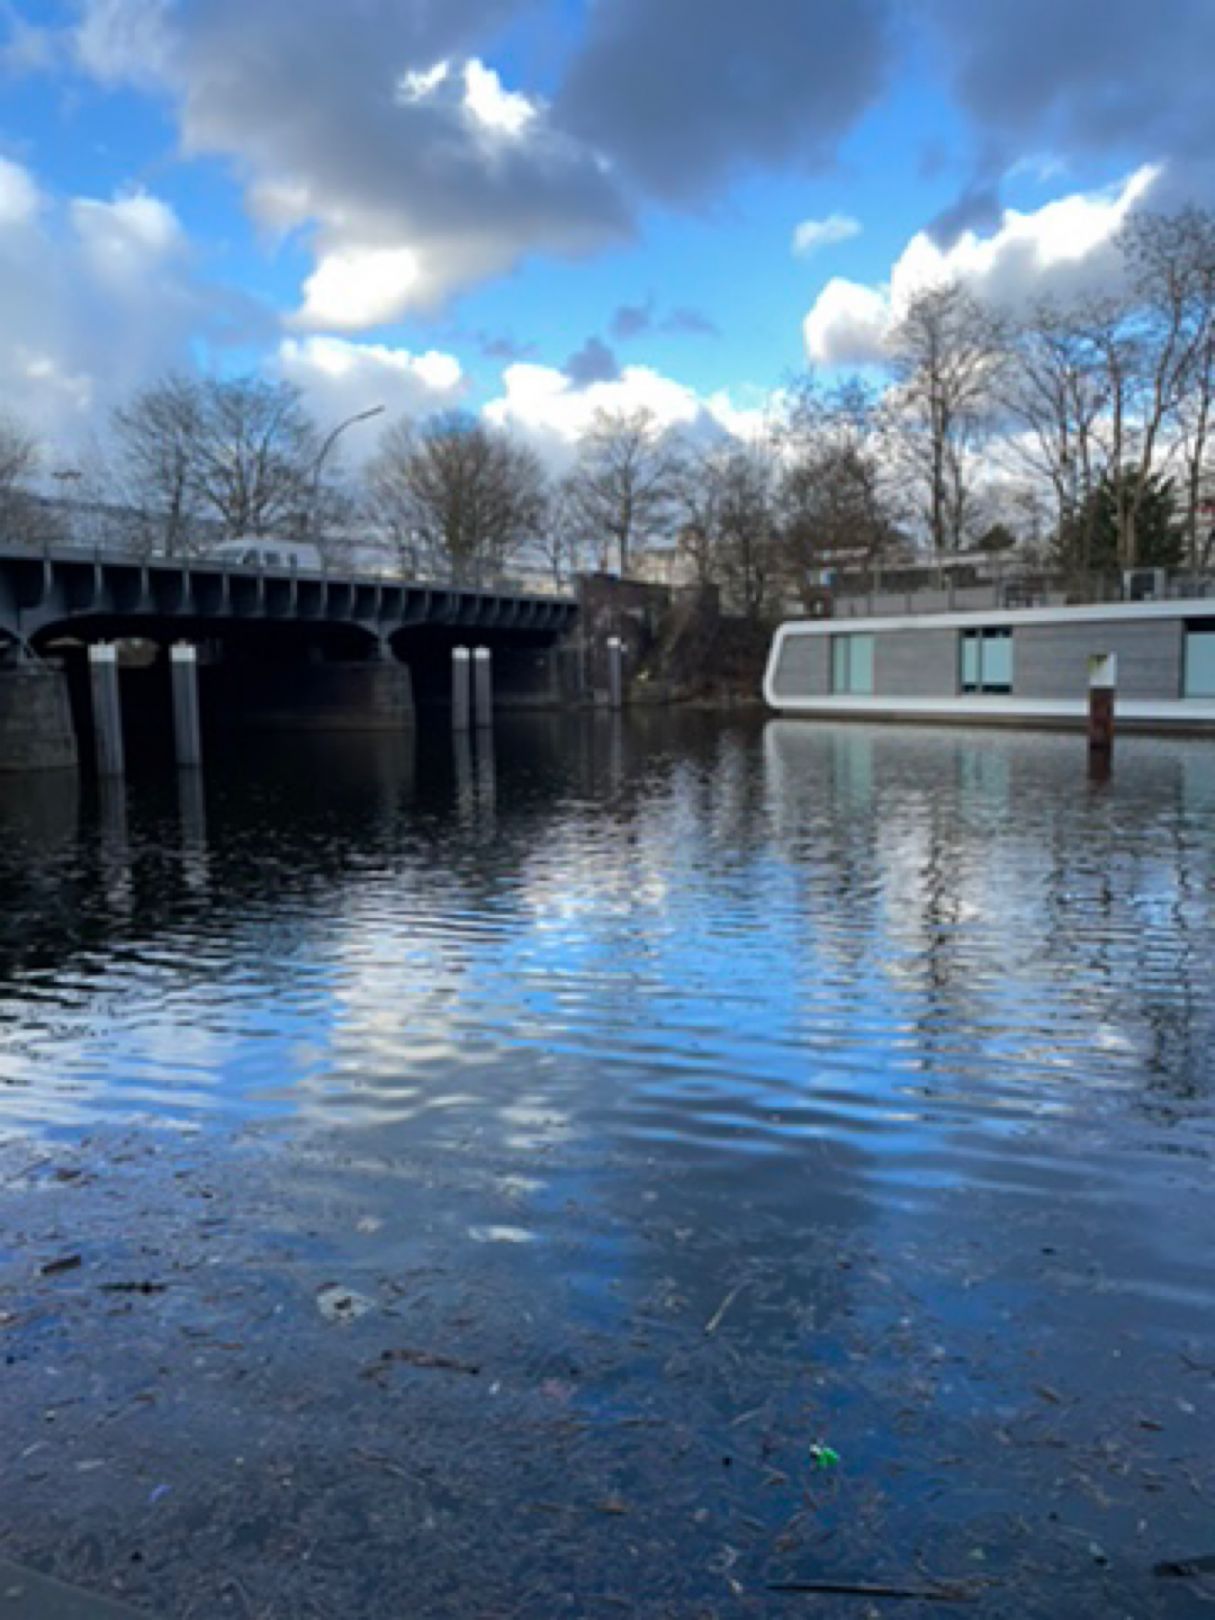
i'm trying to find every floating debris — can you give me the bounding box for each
[39,1254,82,1277]
[1155,1555,1215,1579]
[315,1284,375,1323]
[364,1347,481,1377]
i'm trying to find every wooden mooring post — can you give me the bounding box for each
[1088,652,1117,770]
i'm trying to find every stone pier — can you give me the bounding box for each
[0,663,78,772]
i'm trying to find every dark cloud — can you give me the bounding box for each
[77,0,633,320]
[918,141,952,183]
[563,336,620,386]
[926,183,1003,247]
[557,0,894,201]
[609,300,719,341]
[477,332,538,362]
[610,299,654,342]
[662,306,719,337]
[927,0,1215,196]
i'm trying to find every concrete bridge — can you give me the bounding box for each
[0,545,581,772]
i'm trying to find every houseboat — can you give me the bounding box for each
[764,598,1215,732]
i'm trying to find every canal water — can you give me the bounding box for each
[1,714,1213,1617]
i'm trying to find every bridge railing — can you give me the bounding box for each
[0,538,576,604]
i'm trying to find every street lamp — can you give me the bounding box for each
[307,404,386,538]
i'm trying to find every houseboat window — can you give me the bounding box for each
[960,629,1013,693]
[832,633,875,695]
[1184,627,1215,698]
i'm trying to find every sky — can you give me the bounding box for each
[1,0,1213,472]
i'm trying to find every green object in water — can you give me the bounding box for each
[809,1443,840,1470]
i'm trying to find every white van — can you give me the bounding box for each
[211,538,325,571]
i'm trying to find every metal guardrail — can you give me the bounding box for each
[829,572,1215,620]
[0,540,576,607]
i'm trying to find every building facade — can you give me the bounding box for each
[764,600,1215,730]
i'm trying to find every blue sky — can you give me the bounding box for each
[1,0,1211,464]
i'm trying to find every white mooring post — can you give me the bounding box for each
[452,646,471,731]
[171,642,203,768]
[88,643,125,777]
[607,636,623,711]
[474,646,492,729]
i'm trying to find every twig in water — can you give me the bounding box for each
[364,1346,481,1377]
[769,1578,975,1602]
[705,1280,748,1336]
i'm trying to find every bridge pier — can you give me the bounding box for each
[607,636,624,711]
[88,644,126,777]
[474,646,493,728]
[171,643,203,768]
[451,647,471,731]
[0,661,78,773]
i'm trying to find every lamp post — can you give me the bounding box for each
[307,404,385,540]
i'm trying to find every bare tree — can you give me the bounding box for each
[111,375,206,557]
[887,283,1002,558]
[190,377,318,541]
[706,440,778,621]
[1096,210,1212,568]
[999,299,1112,559]
[1124,209,1215,570]
[533,480,590,591]
[566,407,680,574]
[0,414,44,547]
[1176,321,1215,570]
[670,434,781,617]
[366,411,546,585]
[775,375,898,598]
[110,375,322,555]
[670,444,726,589]
[365,417,432,576]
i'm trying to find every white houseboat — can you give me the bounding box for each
[764,598,1215,732]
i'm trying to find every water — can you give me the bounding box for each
[1,715,1214,1617]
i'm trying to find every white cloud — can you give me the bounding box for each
[74,0,172,85]
[0,12,59,74]
[462,60,537,138]
[792,212,861,258]
[0,164,254,452]
[804,277,893,366]
[397,58,539,139]
[295,245,424,331]
[71,190,185,284]
[276,335,464,455]
[71,0,630,328]
[397,61,451,103]
[803,164,1160,366]
[483,361,759,470]
[0,156,41,227]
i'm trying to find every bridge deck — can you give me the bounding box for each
[0,545,578,648]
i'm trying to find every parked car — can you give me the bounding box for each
[211,538,325,570]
